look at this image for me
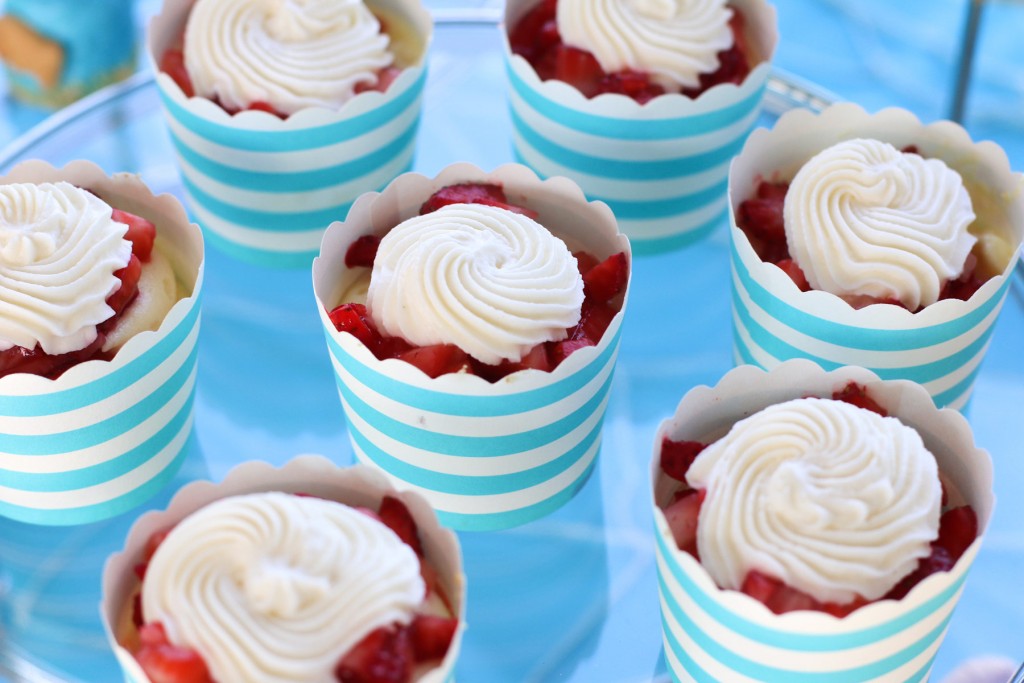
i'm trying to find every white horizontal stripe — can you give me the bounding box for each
[0,410,193,509]
[176,145,414,212]
[165,99,422,172]
[0,367,196,474]
[187,199,329,253]
[353,434,600,515]
[615,198,729,241]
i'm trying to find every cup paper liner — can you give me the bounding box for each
[101,456,465,683]
[500,0,777,252]
[650,359,995,683]
[312,162,631,531]
[147,0,434,268]
[0,160,205,526]
[728,103,1024,410]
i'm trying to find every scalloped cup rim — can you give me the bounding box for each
[312,162,632,391]
[146,0,434,130]
[499,0,778,114]
[728,102,1024,324]
[651,359,995,629]
[0,159,205,391]
[101,456,465,683]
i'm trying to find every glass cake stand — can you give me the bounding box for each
[1,10,1023,683]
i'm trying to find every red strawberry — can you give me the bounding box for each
[159,48,194,98]
[582,252,628,302]
[345,235,382,269]
[355,67,403,95]
[135,623,213,683]
[104,255,142,321]
[885,546,956,601]
[737,196,786,243]
[378,496,423,556]
[246,101,286,118]
[740,570,780,605]
[144,528,173,562]
[335,625,414,683]
[831,382,888,417]
[573,250,599,277]
[659,438,706,483]
[765,582,817,614]
[111,209,156,262]
[554,45,604,98]
[571,300,618,345]
[409,615,458,663]
[935,506,978,561]
[419,183,508,214]
[396,344,470,379]
[478,343,552,381]
[775,259,809,291]
[328,303,384,356]
[663,489,705,557]
[546,338,593,366]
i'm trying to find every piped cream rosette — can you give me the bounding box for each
[650,360,994,683]
[147,0,433,267]
[313,162,631,531]
[501,0,777,251]
[0,160,204,526]
[728,103,1024,410]
[101,456,465,683]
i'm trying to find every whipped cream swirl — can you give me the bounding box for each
[142,492,425,683]
[0,182,131,355]
[366,203,585,365]
[556,0,734,90]
[783,138,977,311]
[685,397,941,604]
[184,0,394,114]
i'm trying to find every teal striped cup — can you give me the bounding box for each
[313,163,631,531]
[147,0,433,268]
[728,104,1024,410]
[501,0,777,253]
[651,360,994,683]
[0,161,204,526]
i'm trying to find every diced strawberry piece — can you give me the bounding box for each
[885,545,956,601]
[479,343,552,380]
[569,300,617,345]
[132,593,145,628]
[377,335,414,360]
[831,382,888,417]
[659,438,706,483]
[159,48,194,98]
[378,496,423,556]
[940,254,984,302]
[135,622,213,683]
[111,209,157,262]
[765,583,818,614]
[508,0,559,63]
[419,183,509,215]
[409,615,458,663]
[555,45,604,98]
[573,250,599,277]
[582,252,628,302]
[397,344,470,379]
[328,303,385,356]
[355,67,403,95]
[756,180,789,203]
[740,570,780,605]
[345,235,381,269]
[104,254,142,321]
[820,595,868,618]
[775,259,809,291]
[737,196,786,243]
[663,489,705,557]
[935,506,978,561]
[245,101,287,118]
[335,624,414,683]
[546,338,593,366]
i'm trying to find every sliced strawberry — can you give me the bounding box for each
[345,235,382,269]
[582,252,628,302]
[396,344,470,379]
[103,255,142,323]
[831,382,888,417]
[478,343,552,381]
[135,623,213,683]
[663,489,705,557]
[554,45,603,98]
[0,335,107,380]
[775,259,809,291]
[737,195,786,243]
[571,300,618,345]
[111,209,157,262]
[245,101,286,118]
[884,545,956,601]
[132,593,145,628]
[935,506,978,561]
[765,582,817,614]
[409,615,458,663]
[573,250,599,278]
[546,338,593,367]
[378,496,423,556]
[659,438,706,483]
[419,183,509,215]
[335,625,414,683]
[159,48,194,98]
[328,303,385,357]
[740,570,780,605]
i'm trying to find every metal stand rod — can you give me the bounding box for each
[950,0,985,123]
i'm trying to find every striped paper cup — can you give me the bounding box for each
[729,104,1024,410]
[312,163,631,531]
[101,456,465,683]
[147,0,433,268]
[501,0,777,253]
[0,160,205,526]
[651,360,994,683]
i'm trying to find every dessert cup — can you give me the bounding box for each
[729,103,1024,410]
[101,455,464,682]
[0,160,204,526]
[651,360,994,683]
[312,162,631,531]
[147,0,433,268]
[501,0,777,253]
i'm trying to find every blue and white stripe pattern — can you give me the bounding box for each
[654,524,978,683]
[320,316,623,531]
[729,228,1016,411]
[153,68,428,268]
[0,288,203,526]
[501,11,774,253]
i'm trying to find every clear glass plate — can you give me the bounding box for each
[1,11,1022,683]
